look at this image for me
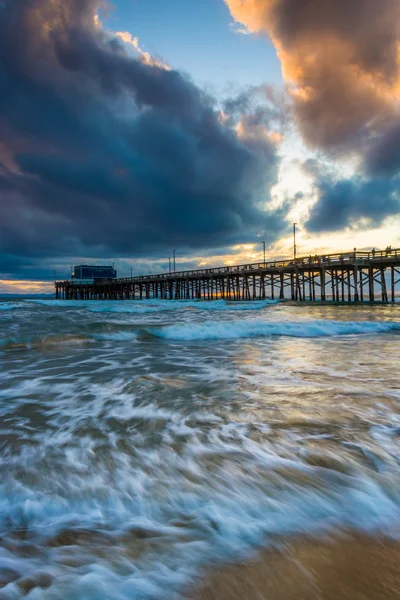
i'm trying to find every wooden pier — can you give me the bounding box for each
[55,248,400,303]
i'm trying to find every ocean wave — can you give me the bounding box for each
[150,319,400,341]
[0,333,96,350]
[27,299,92,307]
[87,299,278,313]
[2,299,400,599]
[87,304,165,314]
[193,299,278,311]
[0,330,140,349]
[0,302,24,311]
[1,415,400,599]
[28,298,278,313]
[93,331,137,341]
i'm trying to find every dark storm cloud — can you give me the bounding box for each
[0,0,288,279]
[364,120,400,176]
[304,161,400,233]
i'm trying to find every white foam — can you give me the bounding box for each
[93,331,137,341]
[108,401,175,422]
[28,298,278,313]
[2,417,399,599]
[88,304,163,314]
[192,299,278,311]
[3,300,400,599]
[151,319,400,341]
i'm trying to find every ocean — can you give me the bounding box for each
[1,297,400,598]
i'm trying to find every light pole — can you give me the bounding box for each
[173,249,176,274]
[262,241,266,264]
[168,258,171,274]
[293,223,297,260]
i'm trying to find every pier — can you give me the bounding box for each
[55,248,400,303]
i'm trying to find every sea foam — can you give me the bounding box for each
[29,298,278,313]
[28,299,94,307]
[87,299,278,313]
[151,319,400,341]
[2,300,400,599]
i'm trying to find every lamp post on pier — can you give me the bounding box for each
[168,258,171,274]
[173,249,176,274]
[293,223,297,261]
[262,241,266,264]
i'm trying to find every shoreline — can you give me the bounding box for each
[188,532,400,600]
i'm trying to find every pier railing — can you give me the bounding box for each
[110,248,400,283]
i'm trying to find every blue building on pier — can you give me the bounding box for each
[72,265,117,283]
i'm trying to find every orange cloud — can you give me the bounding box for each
[115,32,170,70]
[225,0,400,152]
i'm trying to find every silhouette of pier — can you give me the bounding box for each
[55,248,400,302]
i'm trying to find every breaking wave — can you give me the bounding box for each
[28,298,278,313]
[87,299,278,313]
[195,299,279,311]
[0,302,24,310]
[93,331,137,341]
[87,304,164,314]
[27,299,94,307]
[151,319,400,341]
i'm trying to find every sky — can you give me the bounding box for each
[1,0,400,293]
[106,0,283,89]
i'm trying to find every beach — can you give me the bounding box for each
[1,297,400,598]
[192,534,400,600]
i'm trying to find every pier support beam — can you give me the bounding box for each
[368,267,374,302]
[353,267,359,302]
[320,269,326,302]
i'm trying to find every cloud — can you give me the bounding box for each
[364,119,400,176]
[224,0,400,231]
[0,280,54,295]
[115,31,170,70]
[0,0,290,280]
[304,161,400,232]
[225,0,400,153]
[229,22,251,35]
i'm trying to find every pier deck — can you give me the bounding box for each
[55,248,400,302]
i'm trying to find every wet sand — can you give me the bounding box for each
[190,534,400,600]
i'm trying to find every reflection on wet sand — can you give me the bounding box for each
[192,534,400,600]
